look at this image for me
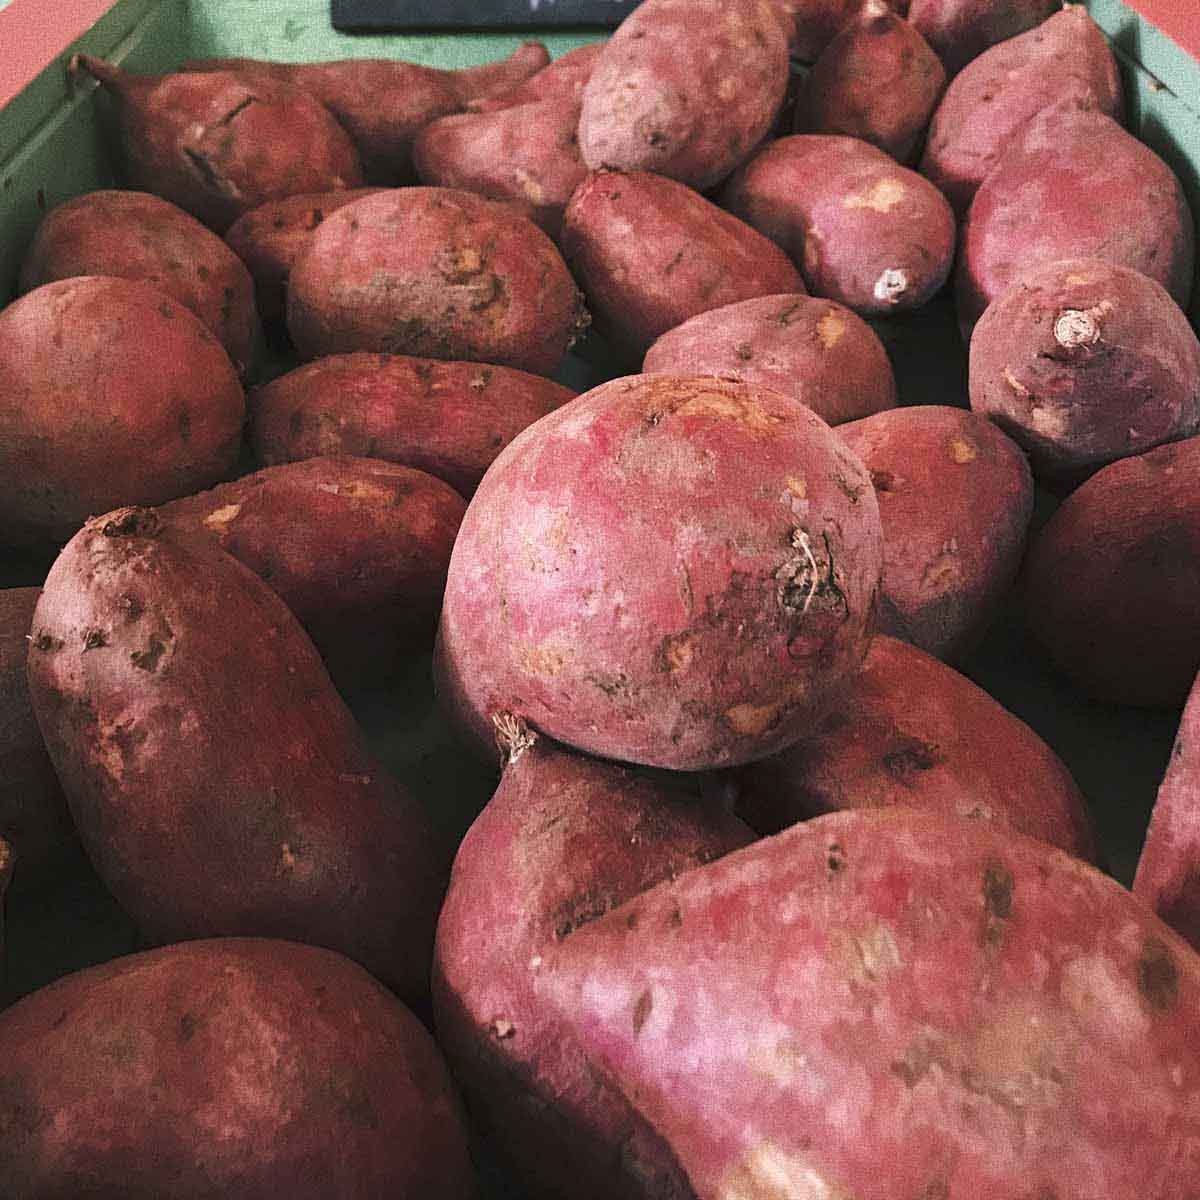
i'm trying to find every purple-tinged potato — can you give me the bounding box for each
[723,134,957,315]
[20,190,261,377]
[795,1,946,163]
[562,171,804,362]
[435,374,883,771]
[0,277,245,548]
[72,56,364,233]
[156,458,466,691]
[840,405,1032,661]
[970,259,1200,482]
[535,808,1200,1200]
[733,634,1095,859]
[0,938,476,1198]
[921,7,1122,216]
[434,728,755,1200]
[579,0,791,191]
[957,104,1195,334]
[1024,436,1200,708]
[468,43,603,113]
[250,353,575,497]
[26,508,446,1006]
[643,294,896,426]
[908,0,1059,75]
[288,188,585,375]
[772,0,907,61]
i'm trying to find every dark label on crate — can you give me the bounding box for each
[332,0,641,31]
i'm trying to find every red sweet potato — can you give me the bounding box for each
[908,0,1059,75]
[26,508,446,1005]
[534,808,1200,1200]
[468,43,603,113]
[0,277,245,547]
[969,259,1200,481]
[562,170,804,361]
[250,353,576,497]
[0,938,476,1197]
[435,374,883,770]
[434,728,755,1200]
[20,189,261,376]
[287,188,586,375]
[643,294,896,426]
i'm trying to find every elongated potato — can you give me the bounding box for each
[468,43,603,113]
[908,0,1059,75]
[26,508,445,1004]
[535,808,1200,1200]
[250,353,575,496]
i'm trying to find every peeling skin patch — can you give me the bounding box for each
[1002,367,1030,398]
[660,633,696,673]
[720,1143,855,1200]
[842,922,902,984]
[521,645,568,676]
[817,311,846,349]
[949,437,977,464]
[725,700,785,736]
[786,476,808,500]
[844,177,908,213]
[672,391,783,433]
[203,503,243,529]
[1029,403,1071,440]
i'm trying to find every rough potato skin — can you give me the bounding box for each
[287,188,585,375]
[26,509,446,1004]
[1024,436,1200,708]
[20,189,261,376]
[957,104,1195,333]
[156,458,466,690]
[970,259,1200,482]
[434,732,755,1200]
[0,938,477,1198]
[73,57,364,233]
[908,0,1059,75]
[578,0,791,190]
[733,634,1095,859]
[467,43,603,113]
[435,374,883,771]
[535,808,1200,1200]
[223,188,388,323]
[839,405,1033,662]
[250,352,575,496]
[795,1,946,163]
[723,134,957,315]
[773,0,906,61]
[920,7,1122,215]
[643,293,896,426]
[562,171,804,361]
[0,277,245,547]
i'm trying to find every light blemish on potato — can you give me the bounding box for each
[746,1035,808,1087]
[520,644,570,677]
[949,437,977,464]
[922,542,962,591]
[1062,953,1151,1036]
[873,269,908,306]
[724,700,785,736]
[661,632,696,673]
[717,77,738,102]
[803,232,823,278]
[1054,308,1105,350]
[786,476,808,500]
[203,503,243,529]
[279,842,297,872]
[844,177,909,213]
[514,168,546,207]
[816,311,846,350]
[845,922,902,983]
[720,1143,854,1200]
[1002,367,1030,398]
[315,480,394,505]
[1029,403,1071,440]
[674,391,781,434]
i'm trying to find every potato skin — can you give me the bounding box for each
[562,171,804,361]
[723,134,956,315]
[0,938,476,1198]
[643,294,896,426]
[920,7,1122,215]
[908,0,1059,75]
[434,733,755,1200]
[957,105,1195,333]
[0,277,245,547]
[578,0,790,190]
[436,374,883,771]
[1024,436,1200,708]
[26,508,445,1004]
[287,188,585,375]
[773,0,905,61]
[156,458,466,690]
[534,808,1200,1200]
[250,352,575,496]
[20,189,261,376]
[733,634,1095,859]
[467,43,603,113]
[969,259,1200,481]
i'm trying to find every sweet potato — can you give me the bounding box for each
[534,808,1200,1200]
[970,259,1200,481]
[1024,436,1200,708]
[795,1,946,163]
[0,835,11,970]
[0,277,245,547]
[434,727,755,1200]
[957,104,1195,333]
[723,134,957,315]
[435,374,883,770]
[287,188,585,375]
[561,171,804,361]
[250,353,575,497]
[733,634,1095,858]
[921,7,1122,215]
[773,0,906,61]
[908,0,1059,75]
[0,938,476,1197]
[643,294,896,426]
[26,507,445,1004]
[73,56,364,232]
[467,43,603,113]
[578,0,791,190]
[156,458,466,691]
[19,189,261,376]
